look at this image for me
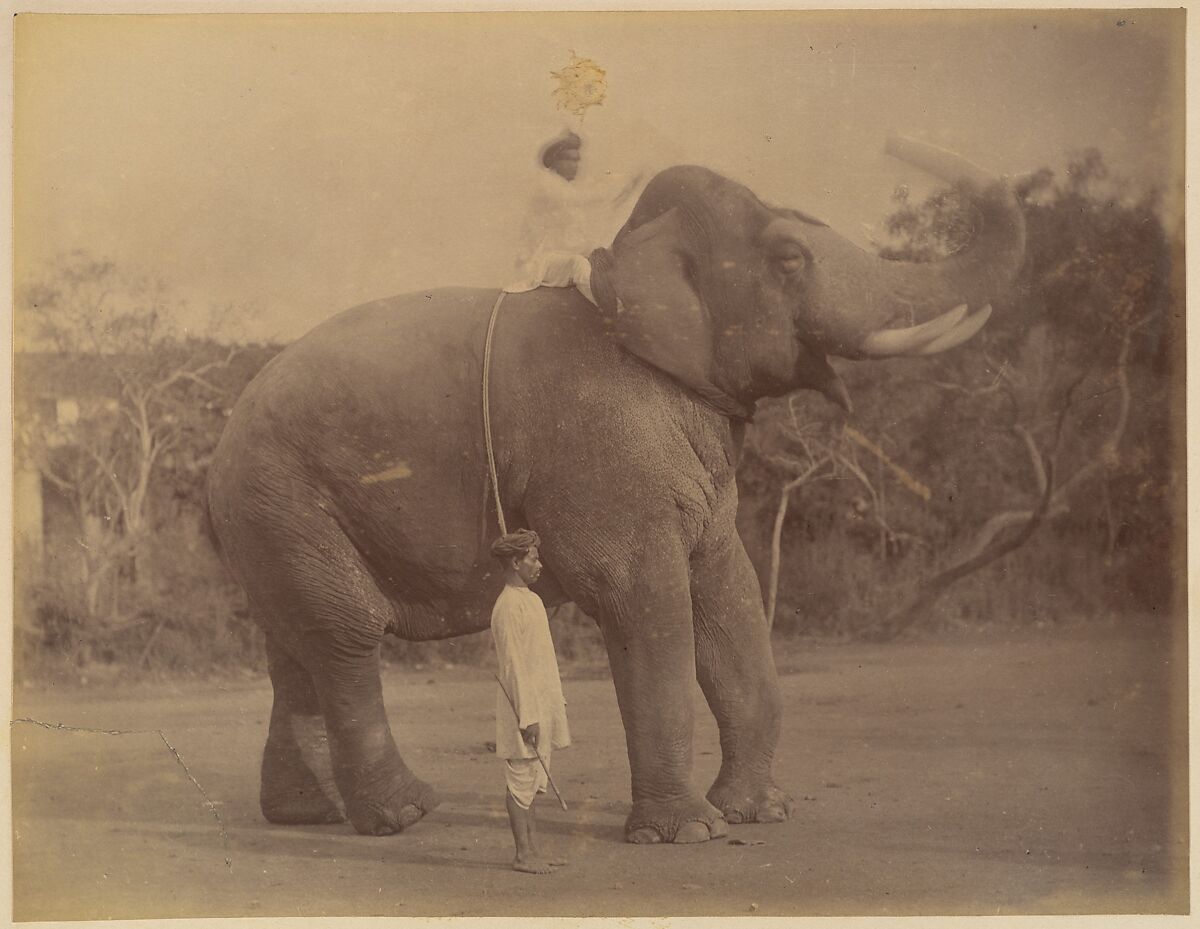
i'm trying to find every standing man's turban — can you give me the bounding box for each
[491,529,542,562]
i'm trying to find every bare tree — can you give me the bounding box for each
[750,394,932,630]
[864,301,1160,640]
[17,253,239,624]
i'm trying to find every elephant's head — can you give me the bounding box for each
[588,137,1026,416]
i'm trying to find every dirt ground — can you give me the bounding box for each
[11,624,1188,919]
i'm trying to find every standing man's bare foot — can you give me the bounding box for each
[513,854,554,878]
[548,857,569,867]
[513,856,554,874]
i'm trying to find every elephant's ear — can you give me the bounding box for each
[592,207,716,397]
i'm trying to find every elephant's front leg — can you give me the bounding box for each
[691,529,794,825]
[595,541,730,844]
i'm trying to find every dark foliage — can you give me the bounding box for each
[744,150,1182,637]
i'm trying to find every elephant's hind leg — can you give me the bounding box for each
[306,631,441,836]
[237,507,440,836]
[261,635,345,825]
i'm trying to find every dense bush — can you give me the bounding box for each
[743,150,1182,640]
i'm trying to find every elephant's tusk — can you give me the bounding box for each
[859,303,968,358]
[914,305,993,355]
[885,135,998,189]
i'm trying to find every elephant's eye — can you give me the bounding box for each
[775,252,806,275]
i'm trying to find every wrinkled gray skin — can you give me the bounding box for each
[206,139,1025,843]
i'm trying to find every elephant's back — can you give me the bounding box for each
[211,284,675,501]
[208,283,615,527]
[221,288,492,448]
[208,289,496,529]
[206,288,508,599]
[233,285,620,443]
[266,287,496,400]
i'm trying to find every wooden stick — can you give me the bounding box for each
[492,673,568,811]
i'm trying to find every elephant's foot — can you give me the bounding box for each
[347,774,441,836]
[707,777,794,825]
[260,731,346,825]
[625,794,729,844]
[261,787,346,825]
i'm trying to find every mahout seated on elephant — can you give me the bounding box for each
[206,136,1025,844]
[506,127,647,305]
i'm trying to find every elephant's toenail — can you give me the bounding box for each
[674,821,711,844]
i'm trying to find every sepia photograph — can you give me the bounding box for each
[8,7,1188,921]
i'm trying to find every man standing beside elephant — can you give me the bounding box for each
[490,529,570,874]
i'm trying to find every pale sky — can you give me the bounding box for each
[14,10,1185,344]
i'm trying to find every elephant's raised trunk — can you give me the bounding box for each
[806,137,1026,360]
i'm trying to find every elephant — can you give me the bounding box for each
[205,136,1025,844]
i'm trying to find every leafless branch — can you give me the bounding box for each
[150,346,240,397]
[1012,424,1047,494]
[866,454,1056,641]
[765,453,835,629]
[862,304,1146,640]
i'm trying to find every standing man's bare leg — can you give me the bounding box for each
[526,790,569,867]
[507,790,552,874]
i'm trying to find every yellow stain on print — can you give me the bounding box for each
[550,52,607,118]
[361,462,413,485]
